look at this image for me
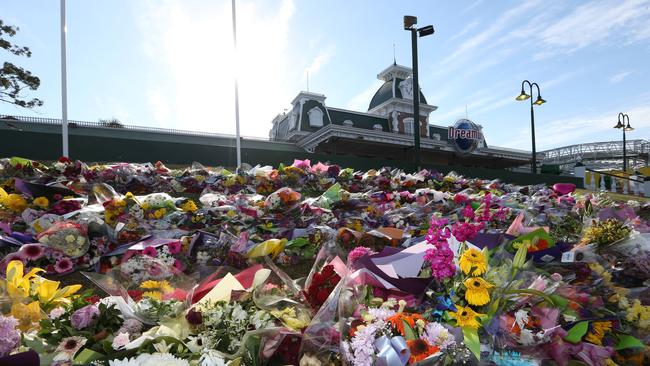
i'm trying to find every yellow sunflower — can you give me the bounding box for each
[450,305,483,329]
[459,248,488,276]
[463,277,494,306]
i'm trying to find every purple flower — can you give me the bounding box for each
[70,304,100,330]
[19,244,45,261]
[142,246,158,257]
[117,318,143,336]
[0,315,20,356]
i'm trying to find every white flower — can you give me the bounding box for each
[65,235,76,243]
[77,236,86,245]
[199,350,228,366]
[185,336,204,353]
[231,304,247,322]
[112,332,130,350]
[109,353,189,366]
[153,339,172,353]
[519,328,535,345]
[514,309,529,329]
[49,307,66,319]
[40,235,50,244]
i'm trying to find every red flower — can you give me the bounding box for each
[128,290,143,302]
[305,265,340,310]
[85,295,101,304]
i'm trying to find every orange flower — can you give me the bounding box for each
[407,339,439,363]
[386,313,424,336]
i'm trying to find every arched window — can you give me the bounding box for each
[307,107,324,127]
[403,118,414,135]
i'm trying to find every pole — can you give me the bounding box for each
[411,29,421,171]
[530,95,536,173]
[623,128,627,172]
[60,0,69,158]
[232,0,242,170]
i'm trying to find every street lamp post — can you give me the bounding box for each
[404,16,434,172]
[614,113,633,172]
[516,80,546,173]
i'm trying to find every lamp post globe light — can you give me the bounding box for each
[404,16,434,172]
[614,113,633,172]
[515,80,546,173]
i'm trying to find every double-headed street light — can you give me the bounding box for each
[614,113,634,172]
[404,16,434,171]
[515,80,546,173]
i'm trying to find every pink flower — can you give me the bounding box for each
[347,246,374,266]
[173,259,185,271]
[167,241,181,255]
[54,257,74,274]
[111,332,130,350]
[291,159,311,170]
[142,246,158,257]
[19,244,46,261]
[311,162,330,173]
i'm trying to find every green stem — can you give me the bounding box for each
[503,288,555,306]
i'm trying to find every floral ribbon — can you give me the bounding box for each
[374,335,410,366]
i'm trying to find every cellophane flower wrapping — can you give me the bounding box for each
[36,221,89,258]
[83,256,196,325]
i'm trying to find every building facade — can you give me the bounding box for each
[270,63,531,169]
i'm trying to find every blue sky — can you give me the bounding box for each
[1,0,649,150]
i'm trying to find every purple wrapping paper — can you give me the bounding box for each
[355,246,433,296]
[0,233,23,247]
[13,178,78,199]
[0,351,39,366]
[469,232,505,250]
[504,234,572,263]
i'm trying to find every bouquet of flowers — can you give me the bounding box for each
[36,221,89,258]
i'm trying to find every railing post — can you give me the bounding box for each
[611,177,616,193]
[599,174,606,191]
[631,176,639,196]
[574,163,586,189]
[644,177,650,198]
[623,179,629,195]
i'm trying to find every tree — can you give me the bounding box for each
[0,19,43,108]
[99,118,124,128]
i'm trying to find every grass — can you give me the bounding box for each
[575,189,650,203]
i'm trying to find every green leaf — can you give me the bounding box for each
[512,240,528,270]
[614,334,644,350]
[402,319,417,340]
[462,327,481,360]
[548,294,568,309]
[74,348,105,364]
[564,321,589,344]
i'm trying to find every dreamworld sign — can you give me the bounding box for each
[447,119,484,155]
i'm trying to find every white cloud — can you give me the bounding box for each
[305,46,334,77]
[135,0,297,137]
[536,0,650,53]
[503,103,650,150]
[461,0,484,14]
[345,80,383,112]
[609,71,633,84]
[448,21,480,42]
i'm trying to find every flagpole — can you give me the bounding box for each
[60,0,69,158]
[231,0,241,169]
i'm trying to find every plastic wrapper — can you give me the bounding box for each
[83,257,196,324]
[36,221,89,258]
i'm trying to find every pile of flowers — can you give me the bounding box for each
[0,156,648,365]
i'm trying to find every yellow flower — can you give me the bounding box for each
[141,280,173,294]
[11,301,42,331]
[153,208,167,219]
[181,200,198,213]
[35,277,82,308]
[449,305,483,329]
[459,248,488,276]
[141,202,151,211]
[33,196,50,209]
[270,307,311,330]
[5,260,44,299]
[463,277,494,306]
[0,193,28,212]
[584,321,612,346]
[143,291,162,300]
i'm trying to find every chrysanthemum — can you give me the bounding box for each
[33,196,50,209]
[449,305,483,329]
[407,339,439,363]
[459,248,488,276]
[20,243,45,260]
[463,277,494,306]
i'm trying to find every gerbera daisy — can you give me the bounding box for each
[386,313,425,336]
[407,339,439,363]
[459,248,487,276]
[449,305,483,329]
[54,336,87,361]
[20,244,45,260]
[463,277,494,306]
